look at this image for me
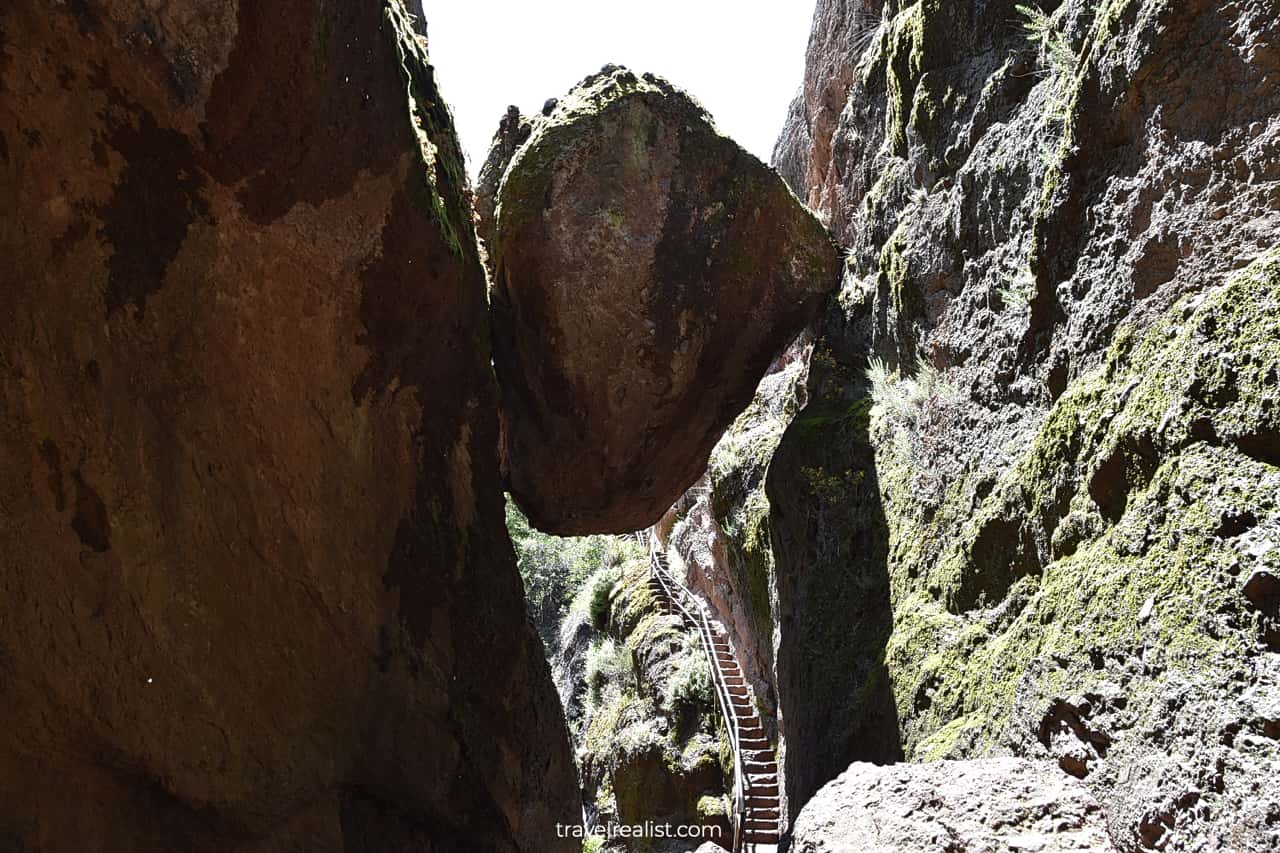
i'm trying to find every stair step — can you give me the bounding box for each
[744,818,778,830]
[746,796,779,808]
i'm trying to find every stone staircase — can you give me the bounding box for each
[643,535,781,851]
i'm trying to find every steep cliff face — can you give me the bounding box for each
[720,0,1280,848]
[0,2,576,850]
[482,66,842,535]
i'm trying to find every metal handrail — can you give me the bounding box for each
[638,531,749,853]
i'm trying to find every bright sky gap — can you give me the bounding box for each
[423,0,818,175]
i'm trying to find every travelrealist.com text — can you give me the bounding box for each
[556,822,724,840]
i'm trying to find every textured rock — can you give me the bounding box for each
[662,338,816,819]
[475,104,532,258]
[0,2,576,850]
[674,0,1280,845]
[791,758,1118,852]
[486,66,841,535]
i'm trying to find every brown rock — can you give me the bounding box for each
[0,2,575,850]
[487,66,841,535]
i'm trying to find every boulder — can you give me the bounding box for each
[0,1,576,850]
[791,759,1119,852]
[486,66,841,534]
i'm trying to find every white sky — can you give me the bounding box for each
[423,1,818,178]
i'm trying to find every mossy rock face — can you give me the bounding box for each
[770,0,1280,845]
[489,66,841,535]
[885,252,1280,848]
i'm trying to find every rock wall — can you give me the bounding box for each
[718,0,1280,847]
[0,2,577,850]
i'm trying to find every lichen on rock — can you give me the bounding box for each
[484,65,842,535]
[708,0,1280,846]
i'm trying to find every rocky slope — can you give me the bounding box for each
[564,559,730,842]
[0,2,577,850]
[481,66,842,535]
[680,0,1280,849]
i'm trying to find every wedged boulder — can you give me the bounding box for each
[486,66,841,535]
[791,759,1118,852]
[0,2,576,850]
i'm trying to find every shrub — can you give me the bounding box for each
[867,357,958,431]
[866,357,964,505]
[995,268,1036,310]
[585,638,632,703]
[505,497,643,641]
[665,638,713,719]
[588,567,620,631]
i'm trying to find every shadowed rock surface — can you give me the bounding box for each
[0,2,576,850]
[791,758,1118,852]
[485,66,842,535]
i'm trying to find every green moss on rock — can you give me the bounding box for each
[888,249,1280,758]
[382,0,474,257]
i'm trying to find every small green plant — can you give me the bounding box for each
[995,268,1036,310]
[867,357,956,428]
[867,356,894,405]
[1016,4,1076,119]
[582,836,604,853]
